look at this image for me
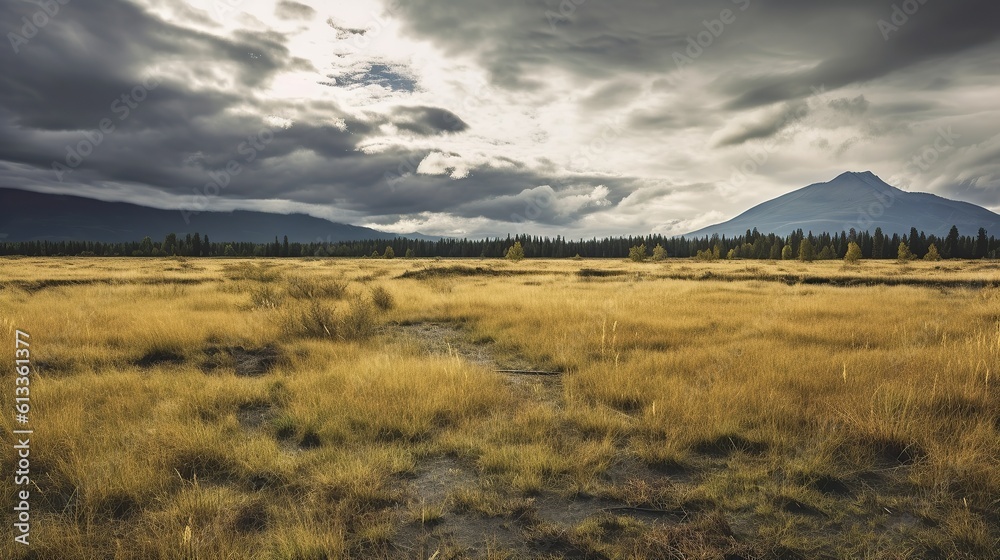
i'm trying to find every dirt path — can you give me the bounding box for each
[387,322,690,558]
[395,322,563,407]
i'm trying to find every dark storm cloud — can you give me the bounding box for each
[275,1,315,20]
[0,0,604,228]
[386,0,1000,107]
[721,1,1000,109]
[713,101,808,147]
[0,0,397,209]
[1,0,997,235]
[391,106,469,135]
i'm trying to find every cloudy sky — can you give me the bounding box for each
[2,0,998,238]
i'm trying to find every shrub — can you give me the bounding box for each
[924,243,941,261]
[505,241,525,262]
[844,242,862,264]
[898,242,915,262]
[798,239,815,262]
[628,244,647,262]
[695,248,719,262]
[249,286,283,309]
[370,285,395,311]
[224,262,281,283]
[340,298,379,340]
[652,244,667,261]
[287,298,380,340]
[290,301,338,338]
[286,276,347,300]
[383,246,395,259]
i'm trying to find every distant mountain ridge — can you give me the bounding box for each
[0,188,433,243]
[687,172,1000,238]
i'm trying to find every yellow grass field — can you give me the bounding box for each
[1,257,999,559]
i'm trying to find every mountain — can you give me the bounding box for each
[686,172,1000,238]
[0,188,433,243]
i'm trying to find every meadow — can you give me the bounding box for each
[1,256,998,559]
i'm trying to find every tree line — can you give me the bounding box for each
[0,226,996,260]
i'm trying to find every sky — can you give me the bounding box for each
[2,0,998,238]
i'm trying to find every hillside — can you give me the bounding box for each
[687,172,1000,237]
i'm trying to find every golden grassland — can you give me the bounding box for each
[1,256,998,559]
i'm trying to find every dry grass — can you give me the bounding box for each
[0,257,998,559]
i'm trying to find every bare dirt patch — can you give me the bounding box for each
[236,402,275,430]
[395,322,562,405]
[202,344,282,376]
[133,348,185,368]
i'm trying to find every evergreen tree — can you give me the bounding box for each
[943,225,960,258]
[652,244,667,261]
[628,244,647,262]
[897,241,914,262]
[975,228,988,258]
[844,241,862,264]
[872,227,884,259]
[505,241,525,262]
[909,227,923,257]
[163,233,177,255]
[139,236,153,256]
[798,238,815,262]
[924,243,941,261]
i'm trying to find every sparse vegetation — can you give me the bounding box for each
[1,257,998,559]
[798,238,816,262]
[504,241,525,262]
[285,275,348,300]
[898,241,916,261]
[925,243,942,261]
[844,241,863,264]
[370,285,395,311]
[652,244,668,261]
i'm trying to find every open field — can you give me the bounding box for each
[2,257,999,559]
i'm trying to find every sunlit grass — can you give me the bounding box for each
[0,256,997,559]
